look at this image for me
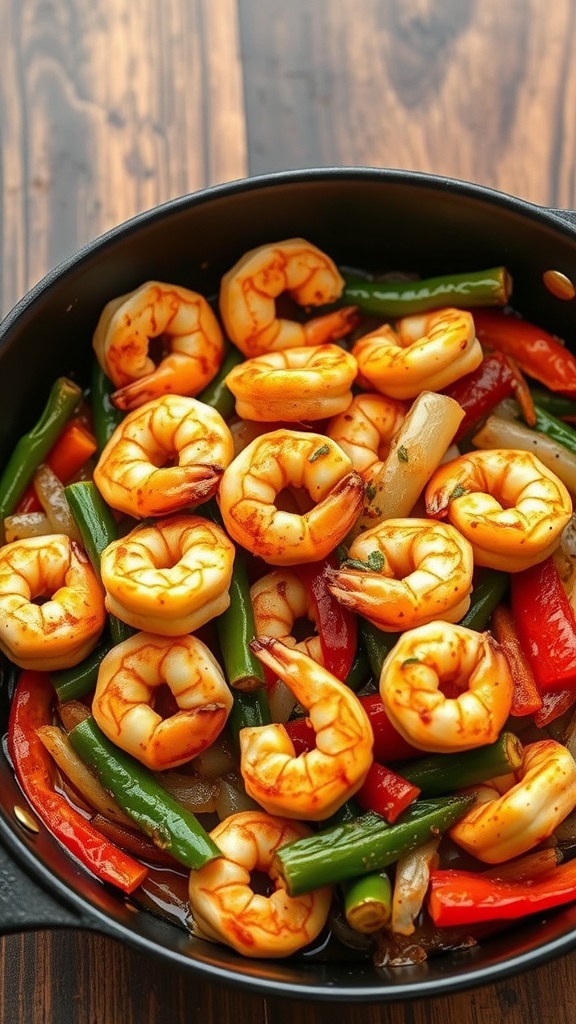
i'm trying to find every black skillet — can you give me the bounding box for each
[2,167,576,1001]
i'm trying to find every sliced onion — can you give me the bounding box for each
[472,415,576,495]
[391,838,439,936]
[33,463,82,541]
[151,769,218,814]
[353,391,465,531]
[215,773,260,820]
[4,511,53,541]
[36,724,133,827]
[192,737,235,780]
[267,677,297,724]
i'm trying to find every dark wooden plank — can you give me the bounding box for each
[0,0,247,318]
[238,0,576,209]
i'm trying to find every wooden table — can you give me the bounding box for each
[2,1,576,1020]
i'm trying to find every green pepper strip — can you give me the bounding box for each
[401,732,523,797]
[51,636,112,703]
[342,267,511,318]
[342,645,371,692]
[90,359,124,453]
[68,716,221,869]
[0,376,82,531]
[64,481,132,645]
[359,618,399,678]
[196,344,244,419]
[532,403,576,455]
[273,795,475,896]
[459,569,509,631]
[342,871,392,933]
[529,390,576,422]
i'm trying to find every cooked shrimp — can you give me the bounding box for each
[379,621,513,753]
[449,740,576,863]
[225,344,357,421]
[218,429,364,566]
[0,535,105,670]
[219,238,358,357]
[425,448,573,572]
[327,518,474,631]
[99,515,235,635]
[188,810,332,958]
[352,308,483,400]
[92,281,225,410]
[94,394,234,519]
[325,392,408,483]
[92,632,233,771]
[239,637,373,820]
[250,569,323,663]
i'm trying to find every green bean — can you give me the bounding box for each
[401,732,523,797]
[64,481,132,644]
[216,547,266,692]
[273,795,475,895]
[342,267,511,317]
[0,376,82,532]
[342,871,392,933]
[68,716,221,869]
[51,636,112,702]
[196,344,244,418]
[459,568,509,631]
[359,618,399,678]
[90,359,124,452]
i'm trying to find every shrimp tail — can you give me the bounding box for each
[303,305,360,346]
[112,354,212,410]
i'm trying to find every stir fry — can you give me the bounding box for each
[4,238,576,967]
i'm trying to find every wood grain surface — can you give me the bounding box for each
[2,0,576,1021]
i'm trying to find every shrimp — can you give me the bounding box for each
[99,515,235,635]
[218,429,364,566]
[92,632,233,771]
[0,535,106,671]
[327,518,474,632]
[379,621,513,753]
[239,637,373,820]
[219,238,359,357]
[188,810,332,958]
[449,740,576,863]
[250,569,323,663]
[425,448,573,572]
[325,392,408,483]
[92,281,225,410]
[93,394,234,519]
[225,344,357,421]
[352,307,483,400]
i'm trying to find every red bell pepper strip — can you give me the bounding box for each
[428,860,576,927]
[359,693,422,762]
[16,419,97,514]
[293,558,358,681]
[284,716,316,755]
[533,686,576,728]
[473,309,576,397]
[8,670,147,894]
[442,352,516,442]
[355,761,421,824]
[510,556,576,692]
[490,604,542,716]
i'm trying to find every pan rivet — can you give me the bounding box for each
[543,270,576,300]
[13,805,40,833]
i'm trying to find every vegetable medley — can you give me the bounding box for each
[3,238,576,966]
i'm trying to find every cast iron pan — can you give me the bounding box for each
[2,168,576,1001]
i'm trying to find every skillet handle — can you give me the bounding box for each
[0,837,97,935]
